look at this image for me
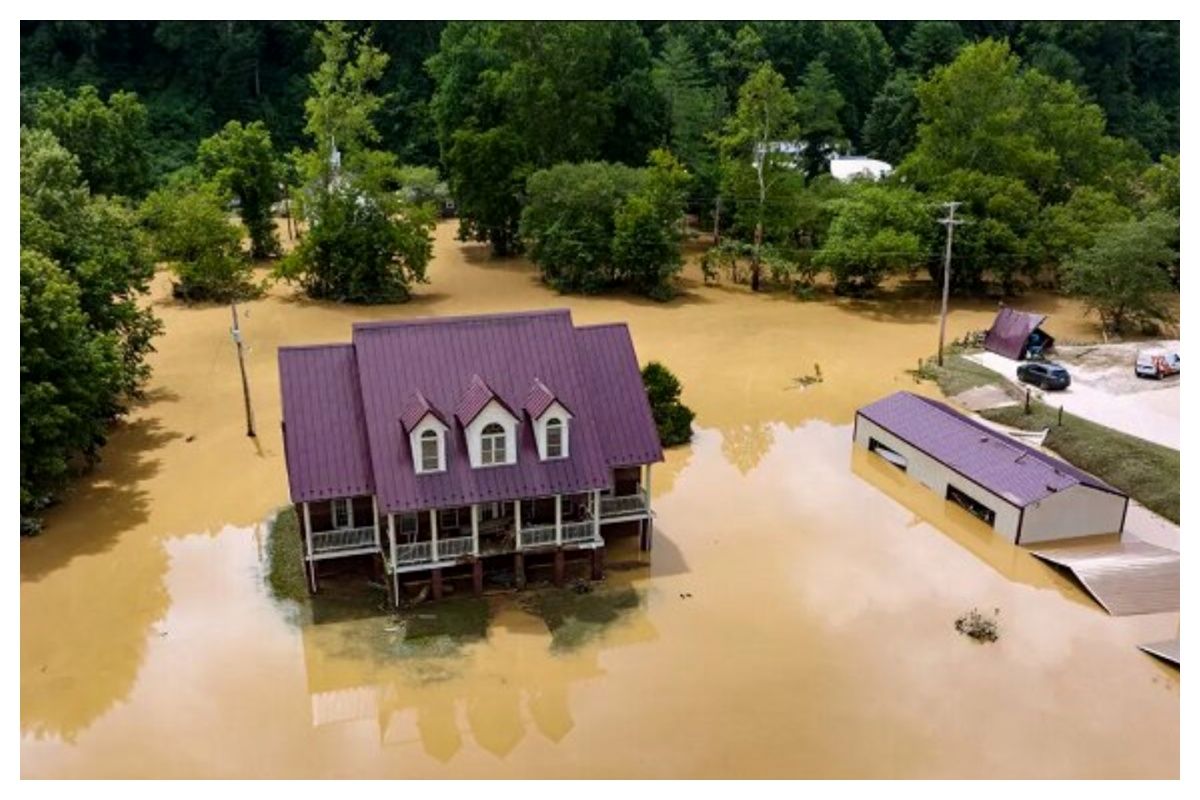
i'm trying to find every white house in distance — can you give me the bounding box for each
[829,154,894,182]
[854,392,1129,545]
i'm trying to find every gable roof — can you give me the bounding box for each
[857,391,1122,507]
[399,391,445,431]
[454,374,511,426]
[575,323,665,469]
[983,307,1048,360]
[278,344,375,503]
[524,377,570,420]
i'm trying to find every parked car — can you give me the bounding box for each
[1135,350,1180,380]
[1017,361,1071,390]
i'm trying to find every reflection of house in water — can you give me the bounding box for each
[299,603,658,761]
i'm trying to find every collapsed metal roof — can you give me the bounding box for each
[1032,541,1180,616]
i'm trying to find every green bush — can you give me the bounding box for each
[641,361,695,446]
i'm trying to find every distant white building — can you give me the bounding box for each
[829,154,893,182]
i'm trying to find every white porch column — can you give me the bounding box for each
[429,509,439,562]
[645,464,654,538]
[388,513,398,605]
[514,500,522,550]
[471,504,480,556]
[554,494,563,546]
[592,489,601,541]
[371,496,380,549]
[302,502,315,592]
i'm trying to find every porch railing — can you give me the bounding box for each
[438,536,474,559]
[520,524,557,548]
[599,491,648,518]
[312,525,376,554]
[562,520,597,544]
[394,541,432,566]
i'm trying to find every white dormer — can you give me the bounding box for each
[464,399,519,468]
[409,414,448,474]
[533,401,572,460]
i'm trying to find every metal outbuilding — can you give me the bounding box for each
[983,307,1055,360]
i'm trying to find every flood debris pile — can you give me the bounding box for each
[520,585,641,652]
[955,608,1001,644]
[792,363,824,389]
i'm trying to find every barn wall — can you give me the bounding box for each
[1020,484,1127,544]
[854,415,1023,541]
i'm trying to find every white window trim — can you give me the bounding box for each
[465,399,519,468]
[480,423,507,466]
[332,498,353,529]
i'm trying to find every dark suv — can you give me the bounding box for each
[1017,361,1071,390]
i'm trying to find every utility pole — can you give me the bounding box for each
[936,201,965,366]
[231,302,256,438]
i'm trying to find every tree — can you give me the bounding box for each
[814,184,930,293]
[20,126,160,397]
[862,70,919,165]
[652,34,725,205]
[282,23,436,303]
[21,250,124,520]
[1063,214,1177,334]
[140,183,258,301]
[1033,187,1134,273]
[1139,154,1179,216]
[719,63,800,291]
[32,85,151,197]
[197,120,281,258]
[793,60,846,177]
[641,362,695,447]
[902,21,965,73]
[613,150,692,299]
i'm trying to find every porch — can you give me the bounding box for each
[301,495,381,563]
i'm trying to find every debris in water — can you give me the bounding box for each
[955,608,1000,643]
[185,435,196,443]
[792,363,824,389]
[571,579,593,595]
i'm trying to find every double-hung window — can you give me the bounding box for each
[420,429,440,472]
[481,423,507,465]
[545,417,564,458]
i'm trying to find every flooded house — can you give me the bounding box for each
[278,309,663,603]
[854,392,1128,544]
[983,306,1056,361]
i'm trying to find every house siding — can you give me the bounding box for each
[854,415,1023,541]
[1019,484,1127,543]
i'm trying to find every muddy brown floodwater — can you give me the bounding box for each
[21,223,1178,778]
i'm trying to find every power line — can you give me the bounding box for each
[936,202,967,367]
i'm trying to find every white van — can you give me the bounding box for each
[1135,350,1180,379]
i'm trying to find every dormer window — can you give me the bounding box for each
[481,423,507,465]
[545,417,565,458]
[420,429,441,472]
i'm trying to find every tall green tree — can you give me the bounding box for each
[21,250,125,519]
[197,120,281,258]
[652,35,725,205]
[32,85,152,197]
[1063,214,1177,334]
[280,23,434,303]
[814,184,930,293]
[719,63,800,291]
[862,70,919,164]
[793,60,846,177]
[20,126,160,396]
[902,21,966,73]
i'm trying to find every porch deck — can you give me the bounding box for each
[308,525,378,561]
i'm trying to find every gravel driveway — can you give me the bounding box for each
[966,341,1180,450]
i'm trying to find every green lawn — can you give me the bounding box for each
[915,350,1017,399]
[981,402,1180,523]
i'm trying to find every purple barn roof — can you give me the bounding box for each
[279,309,663,512]
[857,391,1122,507]
[983,307,1051,360]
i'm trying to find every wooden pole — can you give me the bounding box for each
[230,302,256,437]
[936,202,963,367]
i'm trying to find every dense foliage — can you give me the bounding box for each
[641,362,696,447]
[197,120,281,258]
[277,23,435,303]
[520,150,689,299]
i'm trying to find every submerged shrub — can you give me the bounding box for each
[641,361,695,446]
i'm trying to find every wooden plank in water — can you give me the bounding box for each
[1032,541,1179,616]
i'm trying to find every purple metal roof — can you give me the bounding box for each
[983,307,1048,360]
[575,324,665,469]
[857,391,1122,507]
[454,374,503,425]
[278,344,375,502]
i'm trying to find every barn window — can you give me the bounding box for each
[398,512,418,541]
[946,485,997,527]
[481,422,507,465]
[868,438,908,471]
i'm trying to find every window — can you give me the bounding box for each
[332,498,352,529]
[481,422,507,465]
[946,485,997,527]
[439,508,460,531]
[420,429,440,472]
[399,512,418,542]
[545,417,564,458]
[868,438,908,472]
